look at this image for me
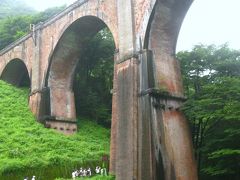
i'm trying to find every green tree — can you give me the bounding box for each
[0,0,35,19]
[73,28,115,127]
[177,44,240,180]
[31,5,66,24]
[0,15,33,49]
[0,6,65,50]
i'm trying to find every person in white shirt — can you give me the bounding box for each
[83,169,87,176]
[79,167,83,176]
[87,168,91,176]
[95,166,101,174]
[72,171,76,179]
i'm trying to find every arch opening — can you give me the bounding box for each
[46,16,116,134]
[0,59,30,87]
[73,28,115,128]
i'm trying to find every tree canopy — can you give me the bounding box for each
[73,29,115,127]
[0,4,65,50]
[0,0,35,19]
[177,44,240,180]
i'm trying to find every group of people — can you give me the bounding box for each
[72,166,107,179]
[22,166,108,179]
[24,175,35,180]
[72,167,91,178]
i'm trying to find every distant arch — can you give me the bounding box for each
[0,58,30,87]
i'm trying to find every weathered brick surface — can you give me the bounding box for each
[0,0,198,179]
[0,36,33,77]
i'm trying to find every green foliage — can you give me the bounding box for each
[0,80,110,178]
[0,0,35,19]
[177,44,240,180]
[0,5,65,50]
[31,5,66,24]
[89,176,115,180]
[55,175,115,180]
[73,28,115,127]
[0,15,33,48]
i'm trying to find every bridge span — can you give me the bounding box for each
[0,0,197,179]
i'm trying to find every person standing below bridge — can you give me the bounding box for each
[72,170,76,179]
[87,167,91,176]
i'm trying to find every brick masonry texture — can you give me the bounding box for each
[0,0,198,179]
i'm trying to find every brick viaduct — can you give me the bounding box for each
[0,0,198,179]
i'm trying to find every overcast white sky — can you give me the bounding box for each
[24,0,76,11]
[177,0,240,52]
[24,0,240,52]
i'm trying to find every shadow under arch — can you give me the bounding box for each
[42,15,116,135]
[0,58,30,87]
[141,0,197,179]
[44,15,117,87]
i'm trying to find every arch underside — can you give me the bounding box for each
[0,59,30,87]
[49,16,106,89]
[45,16,114,134]
[146,0,192,94]
[139,0,197,179]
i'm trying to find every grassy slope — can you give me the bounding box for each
[0,80,110,175]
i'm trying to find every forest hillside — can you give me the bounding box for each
[0,0,35,19]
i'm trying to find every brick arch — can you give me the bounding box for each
[0,52,31,79]
[42,9,118,88]
[44,15,116,134]
[37,0,118,89]
[143,0,194,94]
[136,0,194,54]
[140,0,198,179]
[0,58,30,87]
[47,15,116,87]
[135,0,157,44]
[55,15,118,53]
